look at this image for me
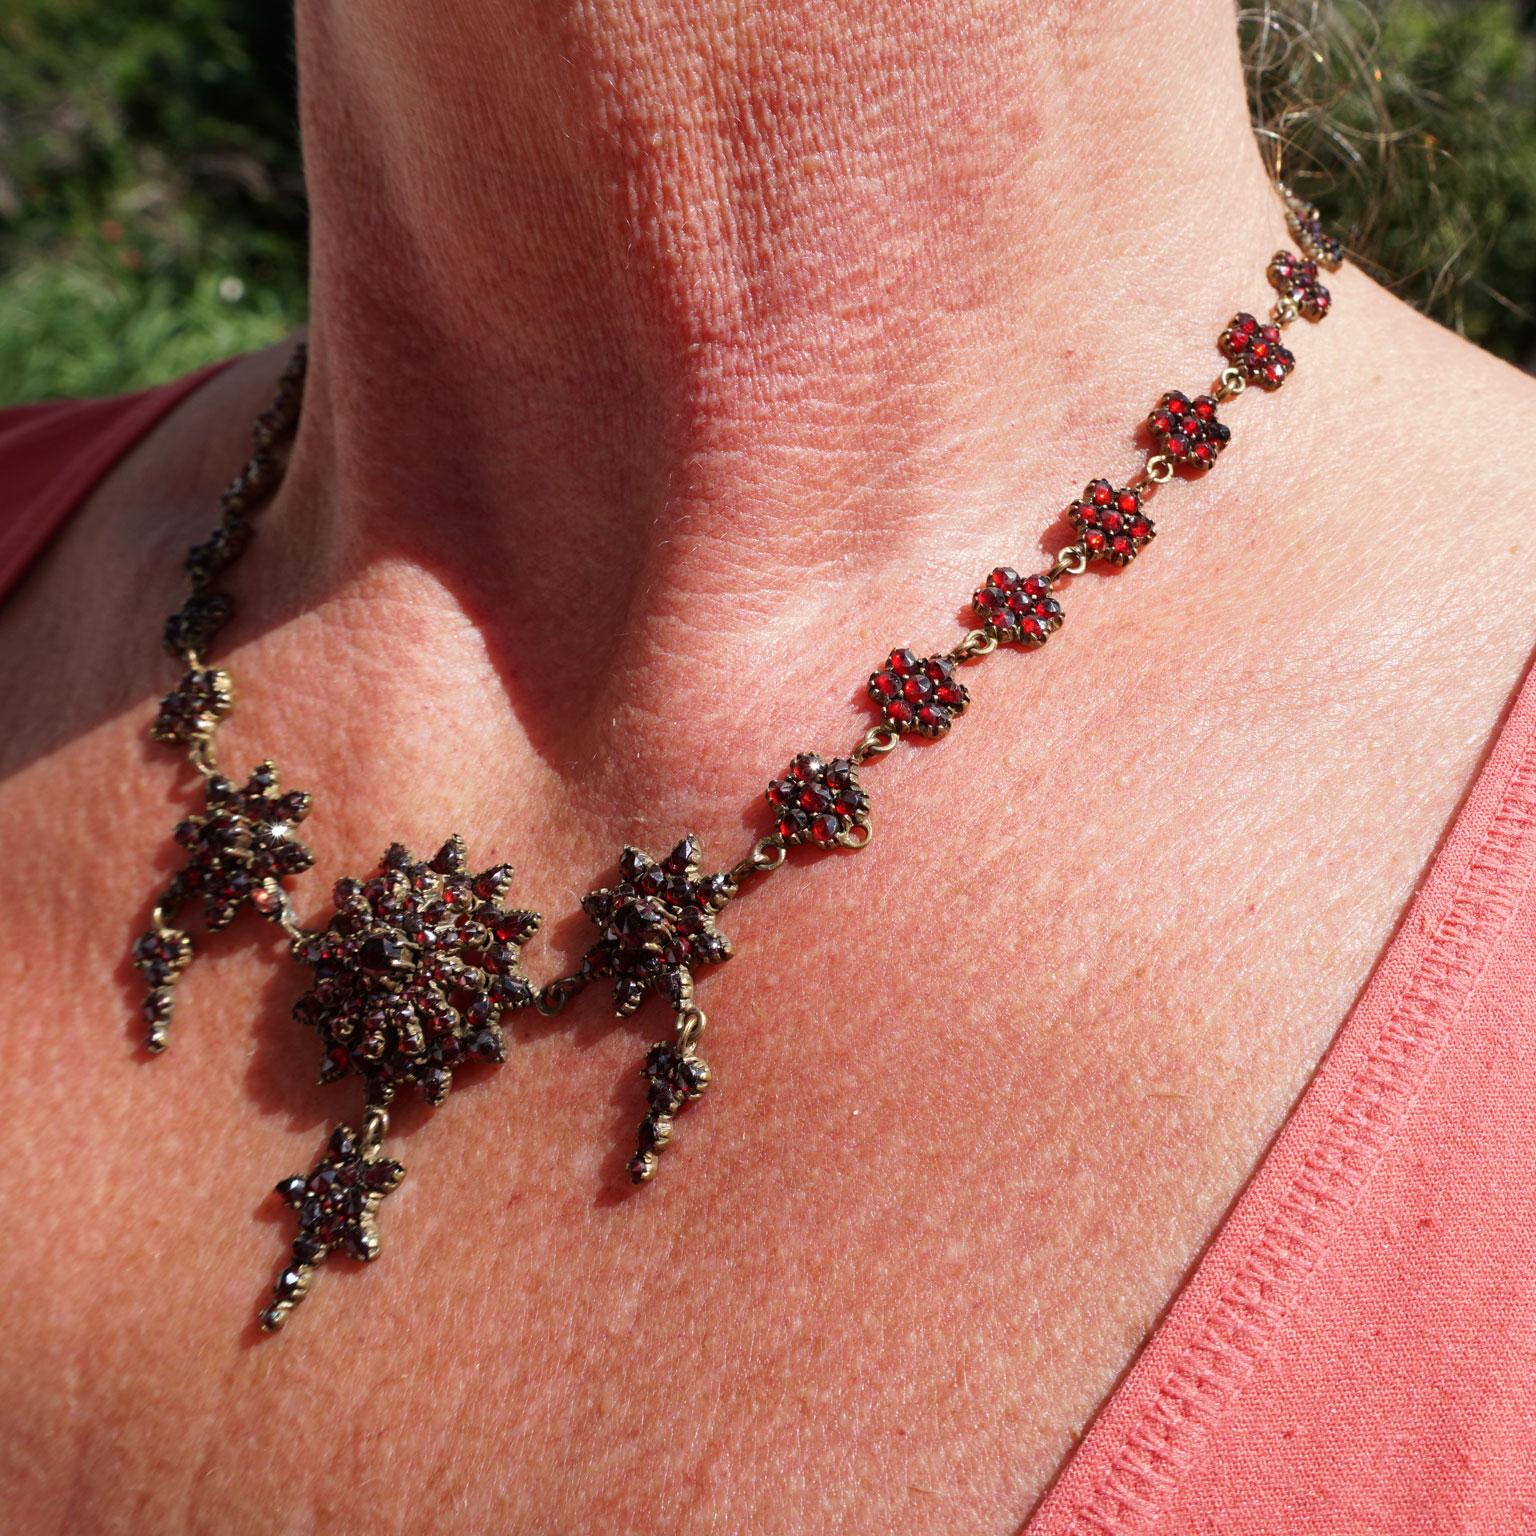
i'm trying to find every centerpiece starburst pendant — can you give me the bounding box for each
[127,185,1345,1333]
[260,835,542,1329]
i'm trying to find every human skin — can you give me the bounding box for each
[1,1,1534,1531]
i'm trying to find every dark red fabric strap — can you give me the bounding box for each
[0,363,229,606]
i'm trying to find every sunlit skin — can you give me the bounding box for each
[2,1,1535,1530]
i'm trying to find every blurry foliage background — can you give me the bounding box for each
[1243,0,1536,363]
[1,0,1533,405]
[0,0,305,404]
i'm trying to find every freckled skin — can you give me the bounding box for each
[2,3,1535,1532]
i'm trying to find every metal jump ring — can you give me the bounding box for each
[676,1005,707,1053]
[853,725,900,762]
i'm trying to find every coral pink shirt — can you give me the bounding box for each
[3,370,1534,1533]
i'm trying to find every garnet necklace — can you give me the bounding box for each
[129,187,1342,1332]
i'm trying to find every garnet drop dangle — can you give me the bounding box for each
[261,1114,405,1332]
[571,835,736,1183]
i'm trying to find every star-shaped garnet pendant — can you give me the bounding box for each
[167,760,315,929]
[132,760,315,1053]
[579,835,734,1015]
[261,1123,405,1332]
[290,837,541,1105]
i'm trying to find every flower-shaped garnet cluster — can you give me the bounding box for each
[1068,480,1155,565]
[629,1040,712,1184]
[1284,198,1343,270]
[1148,391,1230,467]
[166,761,314,928]
[1267,249,1331,320]
[261,1123,406,1332]
[868,649,968,737]
[766,753,869,847]
[151,666,233,746]
[183,512,254,591]
[162,591,234,662]
[580,836,734,1016]
[291,837,540,1104]
[972,567,1064,646]
[1220,312,1296,390]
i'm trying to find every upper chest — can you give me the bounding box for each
[2,522,1532,1536]
[3,330,1536,1529]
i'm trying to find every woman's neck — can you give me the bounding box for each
[287,0,1287,714]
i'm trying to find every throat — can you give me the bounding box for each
[286,0,1289,717]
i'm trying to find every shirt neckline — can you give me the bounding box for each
[1020,647,1536,1533]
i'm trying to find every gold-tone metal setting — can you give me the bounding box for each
[1278,182,1345,271]
[260,1112,406,1332]
[764,753,872,849]
[131,760,316,1052]
[1066,480,1155,568]
[577,837,734,1018]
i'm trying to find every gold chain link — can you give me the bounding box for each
[839,819,874,850]
[1215,365,1248,401]
[947,628,998,664]
[187,735,220,777]
[361,1102,391,1152]
[852,724,900,763]
[727,833,788,891]
[535,974,586,1017]
[675,1005,707,1054]
[1047,543,1089,581]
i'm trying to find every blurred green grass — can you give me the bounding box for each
[0,0,306,404]
[1,260,298,402]
[1,1,1533,406]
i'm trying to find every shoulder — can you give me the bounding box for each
[1274,268,1536,674]
[1323,273,1536,542]
[0,365,232,602]
[0,343,299,609]
[0,369,227,517]
[0,342,300,778]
